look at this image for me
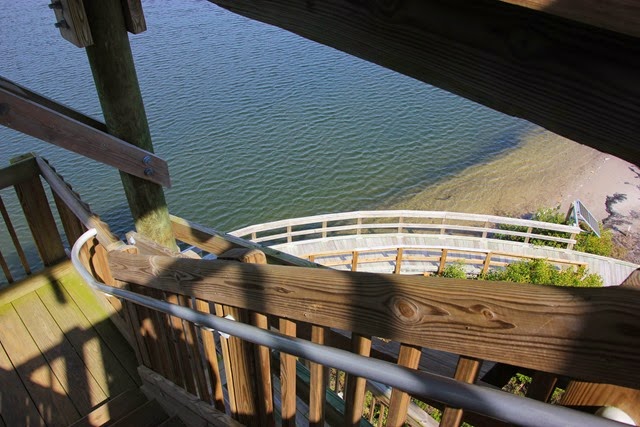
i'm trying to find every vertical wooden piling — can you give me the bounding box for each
[83,0,176,249]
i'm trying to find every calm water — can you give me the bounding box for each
[1,0,534,270]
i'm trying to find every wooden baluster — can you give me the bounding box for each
[322,221,328,238]
[356,217,362,235]
[524,227,533,244]
[0,248,13,283]
[394,248,404,274]
[482,252,492,275]
[351,251,359,272]
[166,292,197,394]
[386,344,422,426]
[527,371,558,402]
[309,325,328,427]
[223,305,259,426]
[181,295,212,403]
[195,299,226,410]
[438,249,448,274]
[280,318,297,427]
[51,191,86,248]
[398,216,404,233]
[287,225,292,243]
[0,195,31,275]
[215,303,238,416]
[344,334,372,426]
[440,356,482,427]
[251,311,275,427]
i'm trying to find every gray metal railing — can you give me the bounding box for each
[71,229,627,427]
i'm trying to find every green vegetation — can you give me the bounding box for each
[438,258,602,287]
[497,206,616,257]
[481,259,603,287]
[440,262,467,279]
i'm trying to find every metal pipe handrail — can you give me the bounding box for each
[71,229,624,427]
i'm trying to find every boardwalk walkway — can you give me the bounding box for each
[231,211,638,286]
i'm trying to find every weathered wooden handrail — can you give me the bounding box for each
[306,245,587,275]
[170,214,322,267]
[35,156,121,249]
[230,210,582,249]
[108,251,640,390]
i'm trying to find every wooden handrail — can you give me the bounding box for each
[35,156,121,249]
[108,251,640,390]
[230,210,582,248]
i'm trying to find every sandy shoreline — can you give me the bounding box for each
[389,129,640,263]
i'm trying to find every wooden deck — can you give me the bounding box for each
[0,260,140,426]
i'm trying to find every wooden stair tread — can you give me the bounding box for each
[109,399,169,427]
[69,388,148,427]
[157,415,188,427]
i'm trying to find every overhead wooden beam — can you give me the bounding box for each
[207,0,640,165]
[0,86,170,187]
[497,0,640,39]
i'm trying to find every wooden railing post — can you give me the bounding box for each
[11,155,65,267]
[217,248,266,427]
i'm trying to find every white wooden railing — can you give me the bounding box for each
[230,210,582,249]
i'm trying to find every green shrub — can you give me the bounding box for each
[481,259,602,287]
[574,225,614,256]
[496,206,619,257]
[440,263,467,279]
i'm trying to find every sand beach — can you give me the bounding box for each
[390,129,640,263]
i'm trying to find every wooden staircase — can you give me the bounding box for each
[69,388,186,427]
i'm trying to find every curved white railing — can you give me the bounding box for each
[230,210,582,249]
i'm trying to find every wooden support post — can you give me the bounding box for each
[351,251,359,272]
[83,0,175,249]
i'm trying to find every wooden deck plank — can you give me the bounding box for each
[36,280,137,397]
[58,273,140,383]
[0,340,46,427]
[12,291,108,414]
[0,303,80,425]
